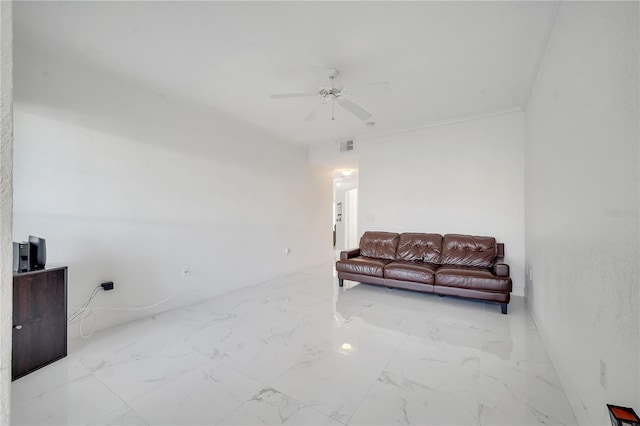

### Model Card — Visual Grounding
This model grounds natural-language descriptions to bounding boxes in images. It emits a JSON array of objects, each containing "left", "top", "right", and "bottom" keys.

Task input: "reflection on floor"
[{"left": 11, "top": 263, "right": 577, "bottom": 425}]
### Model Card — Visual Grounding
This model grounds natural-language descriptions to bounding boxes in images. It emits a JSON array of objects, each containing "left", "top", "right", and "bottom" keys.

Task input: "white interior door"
[{"left": 345, "top": 188, "right": 358, "bottom": 249}]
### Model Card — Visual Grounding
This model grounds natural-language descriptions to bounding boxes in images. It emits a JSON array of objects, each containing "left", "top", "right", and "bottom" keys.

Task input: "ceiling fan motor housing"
[{"left": 319, "top": 88, "right": 342, "bottom": 98}]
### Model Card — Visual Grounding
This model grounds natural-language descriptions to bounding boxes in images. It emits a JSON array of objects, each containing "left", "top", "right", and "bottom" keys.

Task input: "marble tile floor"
[{"left": 11, "top": 263, "right": 578, "bottom": 426}]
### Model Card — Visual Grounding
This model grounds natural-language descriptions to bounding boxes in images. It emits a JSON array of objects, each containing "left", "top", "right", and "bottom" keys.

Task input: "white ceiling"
[{"left": 14, "top": 1, "right": 556, "bottom": 144}]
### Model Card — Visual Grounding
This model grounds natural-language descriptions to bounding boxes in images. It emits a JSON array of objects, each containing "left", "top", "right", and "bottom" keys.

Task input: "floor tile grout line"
[
  {"left": 81, "top": 341, "right": 219, "bottom": 404},
  {"left": 342, "top": 332, "right": 411, "bottom": 426},
  {"left": 80, "top": 369, "right": 142, "bottom": 426},
  {"left": 10, "top": 370, "right": 93, "bottom": 412}
]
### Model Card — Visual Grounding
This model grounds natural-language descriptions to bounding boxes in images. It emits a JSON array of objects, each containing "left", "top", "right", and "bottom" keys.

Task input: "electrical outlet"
[
  {"left": 528, "top": 267, "right": 533, "bottom": 281},
  {"left": 181, "top": 267, "right": 191, "bottom": 277},
  {"left": 600, "top": 359, "right": 607, "bottom": 388}
]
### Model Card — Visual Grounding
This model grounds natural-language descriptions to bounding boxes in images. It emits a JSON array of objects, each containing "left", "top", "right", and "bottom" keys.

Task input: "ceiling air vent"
[{"left": 339, "top": 139, "right": 354, "bottom": 152}]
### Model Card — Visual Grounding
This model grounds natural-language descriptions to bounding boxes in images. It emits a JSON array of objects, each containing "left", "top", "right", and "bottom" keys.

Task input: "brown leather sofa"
[{"left": 336, "top": 231, "right": 512, "bottom": 314}]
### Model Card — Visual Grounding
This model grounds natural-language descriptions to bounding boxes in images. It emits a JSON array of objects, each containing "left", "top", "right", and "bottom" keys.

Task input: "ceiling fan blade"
[
  {"left": 304, "top": 100, "right": 325, "bottom": 122},
  {"left": 338, "top": 98, "right": 372, "bottom": 121},
  {"left": 270, "top": 93, "right": 316, "bottom": 99},
  {"left": 343, "top": 81, "right": 390, "bottom": 96}
]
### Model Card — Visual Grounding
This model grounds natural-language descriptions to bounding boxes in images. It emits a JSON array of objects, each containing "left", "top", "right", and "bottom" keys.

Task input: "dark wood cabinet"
[{"left": 12, "top": 266, "right": 67, "bottom": 380}]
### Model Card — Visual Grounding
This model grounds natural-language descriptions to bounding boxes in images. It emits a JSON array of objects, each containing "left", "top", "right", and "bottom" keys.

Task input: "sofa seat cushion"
[
  {"left": 384, "top": 261, "right": 438, "bottom": 284},
  {"left": 435, "top": 265, "right": 512, "bottom": 292},
  {"left": 336, "top": 257, "right": 392, "bottom": 277}
]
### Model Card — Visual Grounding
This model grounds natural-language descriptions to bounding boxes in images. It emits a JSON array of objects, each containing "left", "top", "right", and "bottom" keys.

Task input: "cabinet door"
[{"left": 12, "top": 269, "right": 67, "bottom": 380}]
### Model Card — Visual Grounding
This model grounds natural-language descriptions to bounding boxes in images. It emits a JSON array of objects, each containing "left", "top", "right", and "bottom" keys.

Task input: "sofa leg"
[
  {"left": 339, "top": 279, "right": 344, "bottom": 287},
  {"left": 501, "top": 303, "right": 508, "bottom": 315}
]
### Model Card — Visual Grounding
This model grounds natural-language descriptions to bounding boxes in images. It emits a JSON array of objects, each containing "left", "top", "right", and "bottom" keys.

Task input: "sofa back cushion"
[
  {"left": 360, "top": 231, "right": 399, "bottom": 260},
  {"left": 442, "top": 234, "right": 496, "bottom": 267},
  {"left": 396, "top": 233, "right": 443, "bottom": 263}
]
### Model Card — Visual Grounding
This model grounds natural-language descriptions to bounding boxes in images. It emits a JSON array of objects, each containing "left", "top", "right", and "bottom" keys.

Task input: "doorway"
[
  {"left": 344, "top": 188, "right": 358, "bottom": 249},
  {"left": 333, "top": 169, "right": 358, "bottom": 251}
]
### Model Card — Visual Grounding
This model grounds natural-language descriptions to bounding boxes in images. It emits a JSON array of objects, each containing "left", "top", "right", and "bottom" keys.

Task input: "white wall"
[
  {"left": 13, "top": 44, "right": 333, "bottom": 338},
  {"left": 357, "top": 111, "right": 525, "bottom": 295},
  {"left": 524, "top": 2, "right": 639, "bottom": 424}
]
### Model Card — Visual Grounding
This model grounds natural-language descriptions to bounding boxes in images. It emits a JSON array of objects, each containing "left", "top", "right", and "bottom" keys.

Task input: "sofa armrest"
[
  {"left": 340, "top": 248, "right": 361, "bottom": 260},
  {"left": 494, "top": 263, "right": 510, "bottom": 277}
]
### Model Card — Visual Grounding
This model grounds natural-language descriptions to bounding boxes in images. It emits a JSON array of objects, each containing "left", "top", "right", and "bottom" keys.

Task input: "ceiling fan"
[{"left": 270, "top": 66, "right": 390, "bottom": 122}]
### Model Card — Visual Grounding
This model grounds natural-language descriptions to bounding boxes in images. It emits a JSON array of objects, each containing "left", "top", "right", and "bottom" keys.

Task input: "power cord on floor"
[
  {"left": 68, "top": 285, "right": 185, "bottom": 339},
  {"left": 67, "top": 284, "right": 102, "bottom": 338}
]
